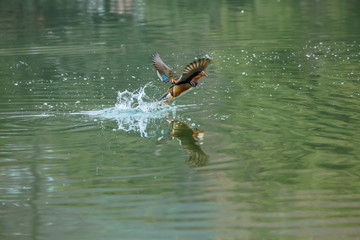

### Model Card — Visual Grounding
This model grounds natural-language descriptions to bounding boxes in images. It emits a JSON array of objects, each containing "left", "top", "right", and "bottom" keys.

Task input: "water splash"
[
  {"left": 114, "top": 84, "right": 159, "bottom": 112},
  {"left": 84, "top": 84, "right": 176, "bottom": 137}
]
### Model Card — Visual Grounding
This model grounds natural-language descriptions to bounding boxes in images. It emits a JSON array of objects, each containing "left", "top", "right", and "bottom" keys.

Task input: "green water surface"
[{"left": 1, "top": 0, "right": 360, "bottom": 239}]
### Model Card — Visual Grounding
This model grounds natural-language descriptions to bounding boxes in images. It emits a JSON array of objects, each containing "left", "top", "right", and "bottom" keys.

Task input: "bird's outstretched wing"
[
  {"left": 176, "top": 58, "right": 211, "bottom": 85},
  {"left": 152, "top": 53, "right": 180, "bottom": 83}
]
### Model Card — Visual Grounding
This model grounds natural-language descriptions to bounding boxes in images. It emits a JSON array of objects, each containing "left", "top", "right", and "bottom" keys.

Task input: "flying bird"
[{"left": 152, "top": 53, "right": 211, "bottom": 103}]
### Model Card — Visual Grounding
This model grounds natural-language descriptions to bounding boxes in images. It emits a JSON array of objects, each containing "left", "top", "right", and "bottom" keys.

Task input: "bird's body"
[
  {"left": 159, "top": 80, "right": 195, "bottom": 101},
  {"left": 152, "top": 53, "right": 211, "bottom": 103}
]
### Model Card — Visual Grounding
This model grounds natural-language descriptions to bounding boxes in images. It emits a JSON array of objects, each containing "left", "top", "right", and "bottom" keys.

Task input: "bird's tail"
[{"left": 158, "top": 92, "right": 171, "bottom": 101}]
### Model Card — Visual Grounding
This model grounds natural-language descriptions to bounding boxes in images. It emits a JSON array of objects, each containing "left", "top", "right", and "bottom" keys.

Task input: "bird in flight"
[{"left": 152, "top": 53, "right": 211, "bottom": 103}]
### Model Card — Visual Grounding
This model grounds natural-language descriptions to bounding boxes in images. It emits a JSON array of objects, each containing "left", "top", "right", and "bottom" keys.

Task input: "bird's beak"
[{"left": 202, "top": 72, "right": 208, "bottom": 77}]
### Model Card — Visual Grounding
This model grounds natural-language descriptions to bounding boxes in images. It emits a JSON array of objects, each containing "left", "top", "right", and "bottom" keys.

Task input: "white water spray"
[{"left": 84, "top": 85, "right": 176, "bottom": 137}]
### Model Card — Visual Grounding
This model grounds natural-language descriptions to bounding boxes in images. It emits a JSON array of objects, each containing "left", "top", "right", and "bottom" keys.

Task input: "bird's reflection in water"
[{"left": 158, "top": 119, "right": 209, "bottom": 167}]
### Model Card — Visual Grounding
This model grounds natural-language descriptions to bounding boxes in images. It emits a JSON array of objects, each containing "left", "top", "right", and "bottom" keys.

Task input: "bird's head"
[
  {"left": 200, "top": 71, "right": 208, "bottom": 77},
  {"left": 193, "top": 71, "right": 209, "bottom": 82}
]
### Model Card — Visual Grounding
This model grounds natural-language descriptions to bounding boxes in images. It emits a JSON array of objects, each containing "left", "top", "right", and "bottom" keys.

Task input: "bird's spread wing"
[
  {"left": 152, "top": 53, "right": 179, "bottom": 83},
  {"left": 176, "top": 58, "right": 211, "bottom": 84}
]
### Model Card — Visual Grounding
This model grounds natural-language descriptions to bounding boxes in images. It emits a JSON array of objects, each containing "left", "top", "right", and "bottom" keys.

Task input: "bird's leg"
[{"left": 165, "top": 96, "right": 173, "bottom": 103}]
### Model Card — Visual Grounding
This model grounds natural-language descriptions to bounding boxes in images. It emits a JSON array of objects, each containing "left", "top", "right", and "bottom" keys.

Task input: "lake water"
[{"left": 1, "top": 0, "right": 360, "bottom": 239}]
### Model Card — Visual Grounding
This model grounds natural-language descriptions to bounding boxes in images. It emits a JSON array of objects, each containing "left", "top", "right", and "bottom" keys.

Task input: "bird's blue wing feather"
[
  {"left": 162, "top": 75, "right": 170, "bottom": 83},
  {"left": 157, "top": 70, "right": 171, "bottom": 83}
]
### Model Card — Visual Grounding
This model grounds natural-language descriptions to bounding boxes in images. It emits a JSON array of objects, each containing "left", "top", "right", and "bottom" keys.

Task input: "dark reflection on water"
[
  {"left": 1, "top": 0, "right": 360, "bottom": 239},
  {"left": 158, "top": 119, "right": 209, "bottom": 167}
]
